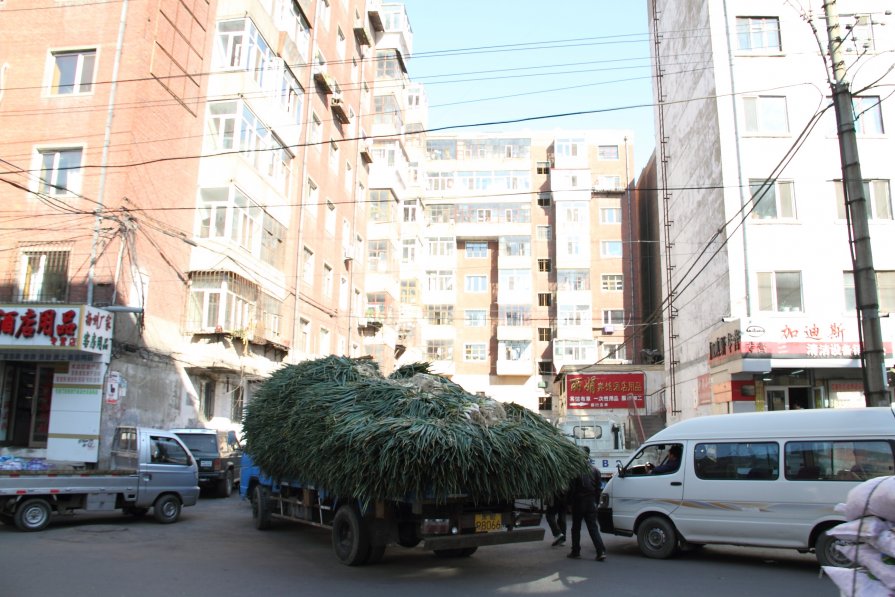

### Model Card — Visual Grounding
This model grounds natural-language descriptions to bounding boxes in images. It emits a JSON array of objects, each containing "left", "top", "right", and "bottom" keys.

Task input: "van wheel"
[
  {"left": 14, "top": 499, "right": 52, "bottom": 532},
  {"left": 637, "top": 516, "right": 679, "bottom": 559},
  {"left": 153, "top": 494, "right": 182, "bottom": 524},
  {"left": 815, "top": 529, "right": 853, "bottom": 567}
]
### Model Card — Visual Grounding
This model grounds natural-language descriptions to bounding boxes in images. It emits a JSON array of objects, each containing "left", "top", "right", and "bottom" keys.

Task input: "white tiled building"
[{"left": 647, "top": 0, "right": 895, "bottom": 421}]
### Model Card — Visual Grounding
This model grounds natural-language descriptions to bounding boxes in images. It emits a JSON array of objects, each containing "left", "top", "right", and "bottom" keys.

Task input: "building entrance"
[{"left": 0, "top": 363, "right": 55, "bottom": 447}]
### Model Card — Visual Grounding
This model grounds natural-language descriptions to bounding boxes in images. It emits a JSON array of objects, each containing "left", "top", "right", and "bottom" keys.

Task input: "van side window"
[
  {"left": 150, "top": 436, "right": 190, "bottom": 466},
  {"left": 694, "top": 442, "right": 779, "bottom": 480},
  {"left": 784, "top": 440, "right": 895, "bottom": 482}
]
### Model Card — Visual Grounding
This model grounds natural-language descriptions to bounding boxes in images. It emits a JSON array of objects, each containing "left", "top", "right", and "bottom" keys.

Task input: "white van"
[{"left": 596, "top": 407, "right": 895, "bottom": 566}]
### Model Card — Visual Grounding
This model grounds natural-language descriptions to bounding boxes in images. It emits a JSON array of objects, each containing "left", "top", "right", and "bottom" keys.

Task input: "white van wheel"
[
  {"left": 815, "top": 530, "right": 853, "bottom": 567},
  {"left": 637, "top": 516, "right": 679, "bottom": 559}
]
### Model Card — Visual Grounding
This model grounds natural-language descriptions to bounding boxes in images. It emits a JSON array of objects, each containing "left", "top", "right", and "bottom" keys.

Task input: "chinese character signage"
[
  {"left": 567, "top": 373, "right": 645, "bottom": 409},
  {"left": 709, "top": 316, "right": 893, "bottom": 363},
  {"left": 0, "top": 305, "right": 113, "bottom": 362}
]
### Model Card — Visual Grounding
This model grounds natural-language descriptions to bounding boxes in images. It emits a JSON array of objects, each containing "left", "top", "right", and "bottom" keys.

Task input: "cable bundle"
[{"left": 242, "top": 356, "right": 589, "bottom": 503}]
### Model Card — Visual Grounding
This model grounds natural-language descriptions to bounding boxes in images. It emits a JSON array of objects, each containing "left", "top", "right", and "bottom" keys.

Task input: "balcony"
[
  {"left": 313, "top": 67, "right": 336, "bottom": 94},
  {"left": 496, "top": 358, "right": 533, "bottom": 376},
  {"left": 331, "top": 94, "right": 350, "bottom": 124},
  {"left": 354, "top": 23, "right": 372, "bottom": 45},
  {"left": 360, "top": 140, "right": 373, "bottom": 164}
]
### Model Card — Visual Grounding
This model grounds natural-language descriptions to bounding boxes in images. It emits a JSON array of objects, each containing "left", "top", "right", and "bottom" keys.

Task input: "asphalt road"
[{"left": 0, "top": 493, "right": 840, "bottom": 597}]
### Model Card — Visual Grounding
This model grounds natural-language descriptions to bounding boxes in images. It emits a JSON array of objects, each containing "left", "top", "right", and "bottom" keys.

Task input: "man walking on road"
[{"left": 567, "top": 447, "right": 607, "bottom": 561}]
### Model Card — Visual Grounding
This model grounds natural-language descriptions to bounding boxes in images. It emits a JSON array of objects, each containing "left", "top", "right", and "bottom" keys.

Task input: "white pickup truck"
[{"left": 0, "top": 426, "right": 200, "bottom": 531}]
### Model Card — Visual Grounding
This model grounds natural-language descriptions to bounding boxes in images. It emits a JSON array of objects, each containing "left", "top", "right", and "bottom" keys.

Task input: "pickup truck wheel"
[
  {"left": 637, "top": 516, "right": 679, "bottom": 559},
  {"left": 217, "top": 470, "right": 234, "bottom": 498},
  {"left": 14, "top": 498, "right": 52, "bottom": 532},
  {"left": 153, "top": 495, "right": 182, "bottom": 524},
  {"left": 332, "top": 505, "right": 371, "bottom": 566},
  {"left": 252, "top": 485, "right": 271, "bottom": 530}
]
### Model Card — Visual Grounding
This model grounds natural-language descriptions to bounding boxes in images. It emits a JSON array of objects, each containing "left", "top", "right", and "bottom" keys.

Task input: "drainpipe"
[{"left": 87, "top": 0, "right": 128, "bottom": 305}]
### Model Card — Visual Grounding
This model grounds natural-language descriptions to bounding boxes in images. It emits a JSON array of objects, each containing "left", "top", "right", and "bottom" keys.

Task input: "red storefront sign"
[{"left": 567, "top": 373, "right": 645, "bottom": 409}]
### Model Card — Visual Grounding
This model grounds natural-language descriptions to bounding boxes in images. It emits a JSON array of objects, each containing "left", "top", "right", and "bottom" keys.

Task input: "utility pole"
[{"left": 824, "top": 0, "right": 890, "bottom": 406}]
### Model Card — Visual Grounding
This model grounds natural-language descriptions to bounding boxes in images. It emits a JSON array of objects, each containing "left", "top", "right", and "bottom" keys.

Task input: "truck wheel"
[
  {"left": 366, "top": 544, "right": 386, "bottom": 564},
  {"left": 217, "top": 470, "right": 234, "bottom": 498},
  {"left": 14, "top": 499, "right": 52, "bottom": 532},
  {"left": 815, "top": 529, "right": 853, "bottom": 567},
  {"left": 332, "top": 505, "right": 371, "bottom": 566},
  {"left": 153, "top": 494, "right": 182, "bottom": 524},
  {"left": 252, "top": 485, "right": 271, "bottom": 530},
  {"left": 637, "top": 516, "right": 679, "bottom": 559}
]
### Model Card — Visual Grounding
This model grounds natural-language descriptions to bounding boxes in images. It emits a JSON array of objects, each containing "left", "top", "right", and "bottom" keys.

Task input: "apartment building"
[
  {"left": 646, "top": 0, "right": 895, "bottom": 421},
  {"left": 417, "top": 131, "right": 634, "bottom": 412},
  {"left": 0, "top": 0, "right": 383, "bottom": 464}
]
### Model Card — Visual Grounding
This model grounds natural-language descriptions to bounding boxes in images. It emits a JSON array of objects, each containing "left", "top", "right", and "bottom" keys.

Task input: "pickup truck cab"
[{"left": 0, "top": 426, "right": 200, "bottom": 531}]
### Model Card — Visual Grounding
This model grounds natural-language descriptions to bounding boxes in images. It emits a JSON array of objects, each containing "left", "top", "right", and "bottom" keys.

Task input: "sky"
[{"left": 398, "top": 0, "right": 656, "bottom": 174}]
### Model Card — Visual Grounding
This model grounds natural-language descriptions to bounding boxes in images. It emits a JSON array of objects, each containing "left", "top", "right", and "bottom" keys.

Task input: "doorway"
[
  {"left": 2, "top": 363, "right": 55, "bottom": 447},
  {"left": 766, "top": 386, "right": 813, "bottom": 411}
]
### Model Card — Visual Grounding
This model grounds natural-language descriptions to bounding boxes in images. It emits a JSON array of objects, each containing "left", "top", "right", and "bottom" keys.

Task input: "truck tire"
[
  {"left": 14, "top": 498, "right": 52, "bottom": 532},
  {"left": 153, "top": 494, "right": 182, "bottom": 524},
  {"left": 217, "top": 470, "right": 234, "bottom": 498},
  {"left": 332, "top": 505, "right": 371, "bottom": 566},
  {"left": 637, "top": 516, "right": 679, "bottom": 559},
  {"left": 252, "top": 485, "right": 271, "bottom": 530},
  {"left": 366, "top": 544, "right": 386, "bottom": 564}
]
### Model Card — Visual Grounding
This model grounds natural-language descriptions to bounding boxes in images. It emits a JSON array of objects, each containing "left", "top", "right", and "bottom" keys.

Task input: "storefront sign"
[
  {"left": 567, "top": 372, "right": 645, "bottom": 409},
  {"left": 0, "top": 305, "right": 113, "bottom": 362},
  {"left": 709, "top": 316, "right": 893, "bottom": 362}
]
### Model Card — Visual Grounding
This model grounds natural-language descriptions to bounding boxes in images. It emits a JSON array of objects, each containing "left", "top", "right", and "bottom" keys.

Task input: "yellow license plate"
[{"left": 474, "top": 513, "right": 503, "bottom": 533}]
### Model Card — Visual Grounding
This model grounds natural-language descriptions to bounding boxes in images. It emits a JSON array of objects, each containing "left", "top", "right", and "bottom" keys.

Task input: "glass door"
[{"left": 766, "top": 387, "right": 787, "bottom": 411}]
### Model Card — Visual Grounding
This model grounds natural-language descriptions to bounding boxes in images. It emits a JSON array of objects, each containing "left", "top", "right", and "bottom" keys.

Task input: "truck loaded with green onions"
[{"left": 241, "top": 356, "right": 588, "bottom": 565}]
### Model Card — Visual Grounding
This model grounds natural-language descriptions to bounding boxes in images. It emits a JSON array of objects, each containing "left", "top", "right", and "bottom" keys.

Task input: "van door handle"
[{"left": 670, "top": 481, "right": 682, "bottom": 486}]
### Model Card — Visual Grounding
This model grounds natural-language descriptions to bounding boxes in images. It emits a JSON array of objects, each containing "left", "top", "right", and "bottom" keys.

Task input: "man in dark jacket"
[{"left": 567, "top": 447, "right": 607, "bottom": 561}]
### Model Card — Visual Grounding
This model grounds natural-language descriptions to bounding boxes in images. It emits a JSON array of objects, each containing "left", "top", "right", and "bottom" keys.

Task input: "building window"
[
  {"left": 426, "top": 304, "right": 454, "bottom": 325},
  {"left": 464, "top": 343, "right": 487, "bottom": 362},
  {"left": 600, "top": 343, "right": 626, "bottom": 361},
  {"left": 402, "top": 239, "right": 416, "bottom": 263},
  {"left": 37, "top": 148, "right": 83, "bottom": 196},
  {"left": 466, "top": 242, "right": 488, "bottom": 258},
  {"left": 426, "top": 339, "right": 453, "bottom": 361},
  {"left": 744, "top": 96, "right": 789, "bottom": 134},
  {"left": 559, "top": 270, "right": 590, "bottom": 291},
  {"left": 302, "top": 247, "right": 314, "bottom": 285},
  {"left": 601, "top": 274, "right": 623, "bottom": 292},
  {"left": 538, "top": 192, "right": 552, "bottom": 207},
  {"left": 465, "top": 309, "right": 486, "bottom": 327},
  {"left": 428, "top": 237, "right": 455, "bottom": 257},
  {"left": 601, "top": 207, "right": 622, "bottom": 224},
  {"left": 559, "top": 304, "right": 590, "bottom": 327},
  {"left": 369, "top": 188, "right": 395, "bottom": 223},
  {"left": 835, "top": 180, "right": 892, "bottom": 220},
  {"left": 603, "top": 309, "right": 625, "bottom": 325},
  {"left": 538, "top": 293, "right": 552, "bottom": 307},
  {"left": 323, "top": 264, "right": 333, "bottom": 298},
  {"left": 536, "top": 161, "right": 550, "bottom": 174},
  {"left": 844, "top": 271, "right": 895, "bottom": 313},
  {"left": 500, "top": 305, "right": 530, "bottom": 326},
  {"left": 19, "top": 250, "right": 70, "bottom": 302},
  {"left": 310, "top": 113, "right": 322, "bottom": 145},
  {"left": 750, "top": 180, "right": 796, "bottom": 219},
  {"left": 319, "top": 327, "right": 331, "bottom": 355},
  {"left": 501, "top": 236, "right": 530, "bottom": 257},
  {"left": 598, "top": 145, "right": 619, "bottom": 160},
  {"left": 601, "top": 240, "right": 623, "bottom": 258},
  {"left": 499, "top": 269, "right": 531, "bottom": 292},
  {"left": 736, "top": 17, "right": 781, "bottom": 51},
  {"left": 400, "top": 279, "right": 417, "bottom": 304},
  {"left": 536, "top": 225, "right": 552, "bottom": 241},
  {"left": 403, "top": 199, "right": 418, "bottom": 222},
  {"left": 757, "top": 271, "right": 803, "bottom": 312},
  {"left": 187, "top": 271, "right": 260, "bottom": 333},
  {"left": 427, "top": 270, "right": 454, "bottom": 292},
  {"left": 465, "top": 275, "right": 488, "bottom": 293},
  {"left": 853, "top": 96, "right": 884, "bottom": 135},
  {"left": 50, "top": 49, "right": 96, "bottom": 94},
  {"left": 538, "top": 361, "right": 553, "bottom": 375},
  {"left": 538, "top": 259, "right": 551, "bottom": 273},
  {"left": 538, "top": 327, "right": 552, "bottom": 341}
]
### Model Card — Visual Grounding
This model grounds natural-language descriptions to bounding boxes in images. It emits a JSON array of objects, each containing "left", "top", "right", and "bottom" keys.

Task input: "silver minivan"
[{"left": 597, "top": 407, "right": 895, "bottom": 566}]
